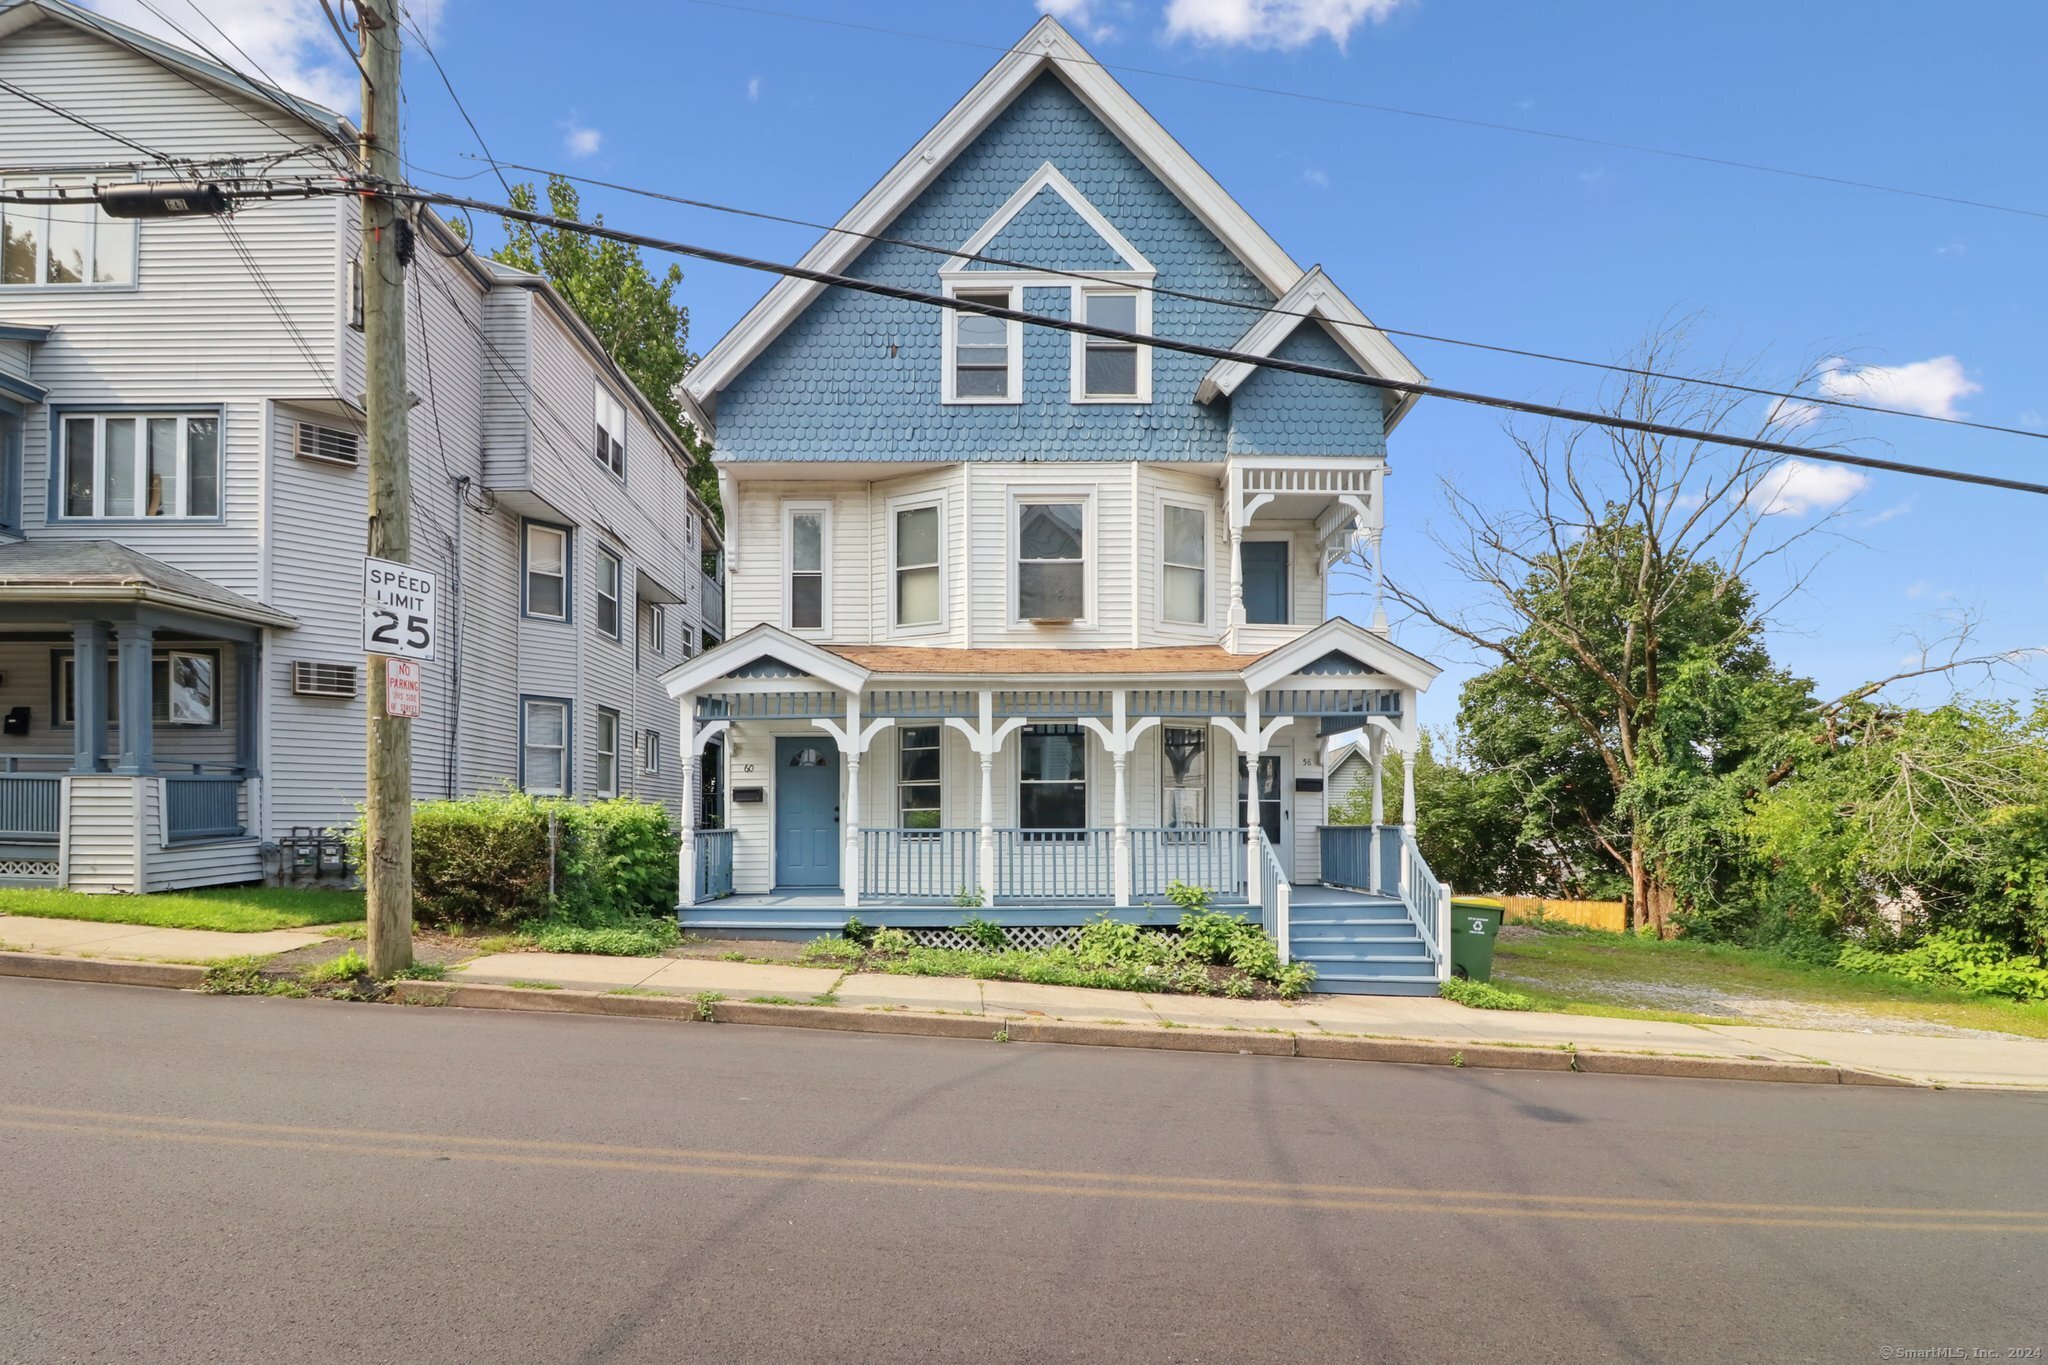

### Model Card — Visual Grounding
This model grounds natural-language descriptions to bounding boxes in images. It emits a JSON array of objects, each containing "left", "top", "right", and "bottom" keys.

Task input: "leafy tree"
[
  {"left": 491, "top": 176, "right": 719, "bottom": 520},
  {"left": 1331, "top": 730, "right": 1562, "bottom": 896}
]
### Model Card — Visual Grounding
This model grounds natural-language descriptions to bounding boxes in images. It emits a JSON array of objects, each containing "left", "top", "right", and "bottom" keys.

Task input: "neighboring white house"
[
  {"left": 660, "top": 17, "right": 1448, "bottom": 992},
  {"left": 0, "top": 0, "right": 721, "bottom": 892}
]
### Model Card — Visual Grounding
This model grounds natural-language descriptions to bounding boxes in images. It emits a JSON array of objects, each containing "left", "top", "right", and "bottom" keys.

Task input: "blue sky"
[{"left": 99, "top": 0, "right": 2047, "bottom": 728}]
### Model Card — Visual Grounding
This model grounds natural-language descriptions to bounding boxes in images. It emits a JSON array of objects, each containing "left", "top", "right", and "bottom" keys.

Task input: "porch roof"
[
  {"left": 825, "top": 643, "right": 1250, "bottom": 679},
  {"left": 0, "top": 541, "right": 297, "bottom": 629}
]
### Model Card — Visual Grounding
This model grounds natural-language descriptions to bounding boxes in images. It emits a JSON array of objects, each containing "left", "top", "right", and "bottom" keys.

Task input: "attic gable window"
[
  {"left": 1074, "top": 288, "right": 1149, "bottom": 402},
  {"left": 944, "top": 287, "right": 1019, "bottom": 404}
]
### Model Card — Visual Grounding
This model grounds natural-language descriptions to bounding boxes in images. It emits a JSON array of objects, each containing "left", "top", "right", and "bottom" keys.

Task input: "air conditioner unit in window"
[
  {"left": 291, "top": 661, "right": 359, "bottom": 698},
  {"left": 1027, "top": 614, "right": 1076, "bottom": 625},
  {"left": 293, "top": 421, "right": 361, "bottom": 468}
]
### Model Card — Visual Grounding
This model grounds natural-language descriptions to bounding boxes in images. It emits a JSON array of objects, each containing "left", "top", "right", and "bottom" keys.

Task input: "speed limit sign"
[{"left": 363, "top": 557, "right": 438, "bottom": 662}]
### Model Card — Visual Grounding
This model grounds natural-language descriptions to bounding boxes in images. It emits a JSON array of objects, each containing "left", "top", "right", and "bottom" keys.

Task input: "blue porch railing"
[
  {"left": 164, "top": 774, "right": 244, "bottom": 843},
  {"left": 1130, "top": 827, "right": 1243, "bottom": 899},
  {"left": 994, "top": 828, "right": 1113, "bottom": 901},
  {"left": 1319, "top": 823, "right": 1374, "bottom": 892},
  {"left": 861, "top": 827, "right": 977, "bottom": 901},
  {"left": 0, "top": 773, "right": 61, "bottom": 843},
  {"left": 695, "top": 828, "right": 735, "bottom": 900}
]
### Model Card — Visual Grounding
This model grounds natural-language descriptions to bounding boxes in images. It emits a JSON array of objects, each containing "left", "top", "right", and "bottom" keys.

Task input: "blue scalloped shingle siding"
[
  {"left": 962, "top": 185, "right": 1138, "bottom": 272},
  {"left": 1224, "top": 321, "right": 1386, "bottom": 457},
  {"left": 714, "top": 73, "right": 1341, "bottom": 463}
]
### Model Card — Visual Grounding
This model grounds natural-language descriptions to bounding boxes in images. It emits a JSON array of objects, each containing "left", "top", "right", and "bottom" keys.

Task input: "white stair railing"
[
  {"left": 1252, "top": 828, "right": 1293, "bottom": 965},
  {"left": 1393, "top": 826, "right": 1450, "bottom": 981}
]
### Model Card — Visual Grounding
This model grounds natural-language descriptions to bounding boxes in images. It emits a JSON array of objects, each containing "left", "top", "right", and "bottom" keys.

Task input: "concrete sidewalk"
[
  {"left": 0, "top": 914, "right": 334, "bottom": 963},
  {"left": 449, "top": 950, "right": 2048, "bottom": 1090}
]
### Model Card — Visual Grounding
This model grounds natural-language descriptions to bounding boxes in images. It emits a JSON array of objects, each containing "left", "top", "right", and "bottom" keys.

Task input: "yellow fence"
[{"left": 1497, "top": 896, "right": 1628, "bottom": 933}]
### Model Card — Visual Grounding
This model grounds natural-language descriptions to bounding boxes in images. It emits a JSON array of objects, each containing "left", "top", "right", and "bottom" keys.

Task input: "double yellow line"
[{"left": 4, "top": 1103, "right": 2042, "bottom": 1234}]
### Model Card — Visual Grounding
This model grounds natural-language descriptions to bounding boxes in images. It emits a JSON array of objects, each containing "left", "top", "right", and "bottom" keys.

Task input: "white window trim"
[
  {"left": 56, "top": 411, "right": 220, "bottom": 521},
  {"left": 595, "top": 544, "right": 624, "bottom": 641},
  {"left": 1007, "top": 487, "right": 1095, "bottom": 629},
  {"left": 896, "top": 723, "right": 944, "bottom": 830},
  {"left": 886, "top": 492, "right": 947, "bottom": 636},
  {"left": 523, "top": 523, "right": 570, "bottom": 622},
  {"left": 593, "top": 380, "right": 627, "bottom": 479},
  {"left": 646, "top": 603, "right": 666, "bottom": 657},
  {"left": 1159, "top": 723, "right": 1212, "bottom": 829},
  {"left": 641, "top": 728, "right": 662, "bottom": 775},
  {"left": 595, "top": 707, "right": 620, "bottom": 799},
  {"left": 1156, "top": 491, "right": 1213, "bottom": 634},
  {"left": 783, "top": 500, "right": 832, "bottom": 634},
  {"left": 521, "top": 698, "right": 570, "bottom": 797},
  {"left": 940, "top": 283, "right": 1022, "bottom": 406},
  {"left": 1069, "top": 285, "right": 1153, "bottom": 404}
]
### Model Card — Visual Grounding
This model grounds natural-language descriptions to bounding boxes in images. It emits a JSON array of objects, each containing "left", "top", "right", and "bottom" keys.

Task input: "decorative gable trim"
[
  {"left": 940, "top": 161, "right": 1154, "bottom": 278},
  {"left": 679, "top": 15, "right": 1422, "bottom": 433},
  {"left": 1194, "top": 266, "right": 1424, "bottom": 426},
  {"left": 660, "top": 622, "right": 872, "bottom": 700},
  {"left": 1241, "top": 616, "right": 1439, "bottom": 694}
]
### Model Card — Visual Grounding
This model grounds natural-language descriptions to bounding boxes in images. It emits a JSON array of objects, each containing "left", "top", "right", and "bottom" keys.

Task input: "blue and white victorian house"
[{"left": 664, "top": 17, "right": 1449, "bottom": 992}]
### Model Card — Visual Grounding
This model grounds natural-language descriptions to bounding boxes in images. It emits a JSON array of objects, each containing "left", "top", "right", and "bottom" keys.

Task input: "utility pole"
[{"left": 358, "top": 0, "right": 414, "bottom": 975}]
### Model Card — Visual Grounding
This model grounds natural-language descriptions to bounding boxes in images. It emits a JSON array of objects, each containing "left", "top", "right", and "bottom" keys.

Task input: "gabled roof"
[
  {"left": 0, "top": 0, "right": 349, "bottom": 140},
  {"left": 661, "top": 623, "right": 872, "bottom": 700},
  {"left": 680, "top": 15, "right": 1422, "bottom": 433},
  {"left": 1194, "top": 266, "right": 1424, "bottom": 426},
  {"left": 1240, "top": 617, "right": 1439, "bottom": 694}
]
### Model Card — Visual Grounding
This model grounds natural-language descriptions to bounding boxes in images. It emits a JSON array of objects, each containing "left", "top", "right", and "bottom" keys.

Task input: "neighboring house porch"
[
  {"left": 662, "top": 621, "right": 1450, "bottom": 993},
  {"left": 0, "top": 541, "right": 286, "bottom": 891}
]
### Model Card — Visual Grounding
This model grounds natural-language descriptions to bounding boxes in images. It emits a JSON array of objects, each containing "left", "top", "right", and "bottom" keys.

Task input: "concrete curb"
[
  {"left": 383, "top": 978, "right": 1918, "bottom": 1086},
  {"left": 0, "top": 950, "right": 206, "bottom": 990}
]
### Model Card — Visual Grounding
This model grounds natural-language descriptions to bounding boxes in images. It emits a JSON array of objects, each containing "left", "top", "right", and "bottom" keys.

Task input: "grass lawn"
[
  {"left": 1493, "top": 926, "right": 2048, "bottom": 1039},
  {"left": 0, "top": 886, "right": 365, "bottom": 934}
]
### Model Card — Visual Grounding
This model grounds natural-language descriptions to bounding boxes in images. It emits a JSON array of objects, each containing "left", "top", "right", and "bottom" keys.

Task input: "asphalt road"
[{"left": 2, "top": 979, "right": 2044, "bottom": 1365}]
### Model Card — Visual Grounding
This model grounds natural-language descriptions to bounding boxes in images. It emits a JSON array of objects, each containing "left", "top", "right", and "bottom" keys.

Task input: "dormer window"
[
  {"left": 1074, "top": 288, "right": 1149, "bottom": 402},
  {"left": 944, "top": 287, "right": 1019, "bottom": 403}
]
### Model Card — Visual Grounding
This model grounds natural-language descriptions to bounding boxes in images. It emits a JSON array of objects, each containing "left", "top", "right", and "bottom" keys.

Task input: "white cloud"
[
  {"left": 1301, "top": 166, "right": 1331, "bottom": 189},
  {"left": 1750, "top": 459, "right": 1869, "bottom": 517},
  {"left": 2019, "top": 410, "right": 2043, "bottom": 429},
  {"left": 746, "top": 76, "right": 762, "bottom": 102},
  {"left": 1934, "top": 240, "right": 1968, "bottom": 257},
  {"left": 1037, "top": 0, "right": 1119, "bottom": 41},
  {"left": 83, "top": 0, "right": 445, "bottom": 116},
  {"left": 1860, "top": 499, "right": 1913, "bottom": 528},
  {"left": 1816, "top": 355, "right": 1981, "bottom": 420},
  {"left": 1163, "top": 0, "right": 1405, "bottom": 50},
  {"left": 561, "top": 117, "right": 601, "bottom": 159}
]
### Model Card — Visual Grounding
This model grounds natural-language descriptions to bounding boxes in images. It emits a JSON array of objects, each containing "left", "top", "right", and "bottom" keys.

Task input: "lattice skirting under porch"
[
  {"left": 0, "top": 858, "right": 60, "bottom": 880},
  {"left": 911, "top": 924, "right": 1083, "bottom": 953}
]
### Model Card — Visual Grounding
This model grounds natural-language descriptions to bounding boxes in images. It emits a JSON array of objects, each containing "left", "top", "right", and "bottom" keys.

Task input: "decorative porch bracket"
[
  {"left": 675, "top": 693, "right": 729, "bottom": 909},
  {"left": 1210, "top": 698, "right": 1293, "bottom": 909},
  {"left": 813, "top": 696, "right": 895, "bottom": 909},
  {"left": 944, "top": 690, "right": 1028, "bottom": 905},
  {"left": 1076, "top": 691, "right": 1160, "bottom": 907}
]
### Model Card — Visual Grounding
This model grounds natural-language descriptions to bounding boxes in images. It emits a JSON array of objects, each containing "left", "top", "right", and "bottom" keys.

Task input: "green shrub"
[
  {"left": 1177, "top": 908, "right": 1252, "bottom": 964},
  {"left": 1440, "top": 977, "right": 1535, "bottom": 1010},
  {"left": 526, "top": 918, "right": 679, "bottom": 957},
  {"left": 1836, "top": 929, "right": 2048, "bottom": 1002},
  {"left": 867, "top": 927, "right": 914, "bottom": 957},
  {"left": 340, "top": 790, "right": 678, "bottom": 931},
  {"left": 960, "top": 914, "right": 1007, "bottom": 951},
  {"left": 1164, "top": 880, "right": 1213, "bottom": 913}
]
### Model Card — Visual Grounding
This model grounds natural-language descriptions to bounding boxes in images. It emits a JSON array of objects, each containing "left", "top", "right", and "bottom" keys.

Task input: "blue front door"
[
  {"left": 775, "top": 737, "right": 840, "bottom": 887},
  {"left": 1241, "top": 540, "right": 1289, "bottom": 625}
]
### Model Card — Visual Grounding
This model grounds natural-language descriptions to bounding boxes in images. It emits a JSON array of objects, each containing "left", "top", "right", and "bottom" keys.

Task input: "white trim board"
[
  {"left": 941, "top": 162, "right": 1154, "bottom": 276},
  {"left": 1194, "top": 267, "right": 1424, "bottom": 427},
  {"left": 680, "top": 15, "right": 1423, "bottom": 433}
]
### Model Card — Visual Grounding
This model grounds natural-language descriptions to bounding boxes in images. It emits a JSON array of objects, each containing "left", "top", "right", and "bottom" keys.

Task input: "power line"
[
  {"left": 0, "top": 76, "right": 177, "bottom": 162},
  {"left": 370, "top": 182, "right": 2048, "bottom": 500},
  {"left": 467, "top": 156, "right": 2048, "bottom": 447},
  {"left": 671, "top": 0, "right": 2048, "bottom": 223},
  {"left": 397, "top": 9, "right": 514, "bottom": 200}
]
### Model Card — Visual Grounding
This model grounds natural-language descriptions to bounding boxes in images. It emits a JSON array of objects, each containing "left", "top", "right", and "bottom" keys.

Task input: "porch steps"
[{"left": 1288, "top": 890, "right": 1440, "bottom": 996}]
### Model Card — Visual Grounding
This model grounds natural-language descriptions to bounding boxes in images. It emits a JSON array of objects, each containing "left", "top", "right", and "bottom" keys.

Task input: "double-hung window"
[
  {"left": 893, "top": 501, "right": 942, "bottom": 630},
  {"left": 1019, "top": 724, "right": 1087, "bottom": 834},
  {"left": 1075, "top": 289, "right": 1147, "bottom": 401},
  {"left": 594, "top": 382, "right": 626, "bottom": 477},
  {"left": 2, "top": 178, "right": 135, "bottom": 286},
  {"left": 898, "top": 725, "right": 941, "bottom": 831},
  {"left": 59, "top": 412, "right": 219, "bottom": 519},
  {"left": 786, "top": 505, "right": 828, "bottom": 631},
  {"left": 1161, "top": 502, "right": 1208, "bottom": 627},
  {"left": 946, "top": 287, "right": 1017, "bottom": 402},
  {"left": 524, "top": 523, "right": 569, "bottom": 620},
  {"left": 595, "top": 707, "right": 620, "bottom": 798},
  {"left": 595, "top": 545, "right": 623, "bottom": 640},
  {"left": 1160, "top": 726, "right": 1208, "bottom": 830},
  {"left": 522, "top": 698, "right": 569, "bottom": 796},
  {"left": 1016, "top": 499, "right": 1085, "bottom": 622},
  {"left": 641, "top": 728, "right": 662, "bottom": 775}
]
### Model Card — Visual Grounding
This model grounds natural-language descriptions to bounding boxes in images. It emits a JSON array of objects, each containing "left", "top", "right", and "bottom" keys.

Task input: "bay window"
[
  {"left": 1016, "top": 498, "right": 1085, "bottom": 622},
  {"left": 59, "top": 412, "right": 219, "bottom": 520},
  {"left": 1161, "top": 502, "right": 1207, "bottom": 626},
  {"left": 893, "top": 501, "right": 942, "bottom": 630}
]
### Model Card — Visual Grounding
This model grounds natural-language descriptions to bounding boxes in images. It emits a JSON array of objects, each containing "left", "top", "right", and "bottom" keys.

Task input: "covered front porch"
[{"left": 0, "top": 541, "right": 292, "bottom": 891}]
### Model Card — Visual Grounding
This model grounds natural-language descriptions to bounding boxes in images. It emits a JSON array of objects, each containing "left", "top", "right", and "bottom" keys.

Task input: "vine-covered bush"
[
  {"left": 340, "top": 790, "right": 679, "bottom": 932},
  {"left": 1836, "top": 929, "right": 2048, "bottom": 1002}
]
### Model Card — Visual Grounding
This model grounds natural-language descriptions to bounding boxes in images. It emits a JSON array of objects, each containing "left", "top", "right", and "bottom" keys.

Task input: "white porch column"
[
  {"left": 1401, "top": 710, "right": 1417, "bottom": 832},
  {"left": 1080, "top": 691, "right": 1158, "bottom": 908},
  {"left": 1210, "top": 692, "right": 1289, "bottom": 909},
  {"left": 1366, "top": 526, "right": 1389, "bottom": 635},
  {"left": 813, "top": 693, "right": 891, "bottom": 910},
  {"left": 1367, "top": 726, "right": 1386, "bottom": 894},
  {"left": 945, "top": 690, "right": 1026, "bottom": 905},
  {"left": 677, "top": 692, "right": 698, "bottom": 909},
  {"left": 1226, "top": 463, "right": 1246, "bottom": 631}
]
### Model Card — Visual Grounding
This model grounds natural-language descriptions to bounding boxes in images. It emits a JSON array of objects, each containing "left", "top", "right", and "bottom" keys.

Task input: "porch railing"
[
  {"left": 994, "top": 828, "right": 1113, "bottom": 901},
  {"left": 861, "top": 827, "right": 977, "bottom": 901},
  {"left": 164, "top": 774, "right": 245, "bottom": 843},
  {"left": 1129, "top": 826, "right": 1244, "bottom": 899},
  {"left": 1318, "top": 823, "right": 1373, "bottom": 892},
  {"left": 1251, "top": 827, "right": 1292, "bottom": 961},
  {"left": 0, "top": 773, "right": 61, "bottom": 843},
  {"left": 1391, "top": 825, "right": 1449, "bottom": 979},
  {"left": 694, "top": 828, "right": 736, "bottom": 901}
]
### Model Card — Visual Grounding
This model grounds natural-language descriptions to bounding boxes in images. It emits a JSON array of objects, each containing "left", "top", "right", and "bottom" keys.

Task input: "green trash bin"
[{"left": 1448, "top": 898, "right": 1505, "bottom": 981}]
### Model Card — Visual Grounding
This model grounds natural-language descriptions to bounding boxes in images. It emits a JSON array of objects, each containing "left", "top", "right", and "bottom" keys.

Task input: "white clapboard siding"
[{"left": 61, "top": 775, "right": 142, "bottom": 893}]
